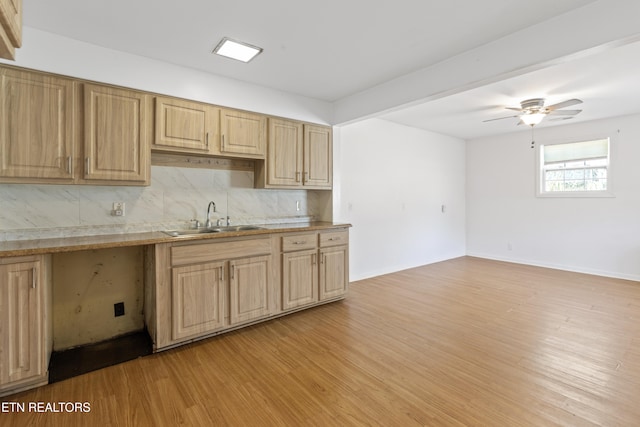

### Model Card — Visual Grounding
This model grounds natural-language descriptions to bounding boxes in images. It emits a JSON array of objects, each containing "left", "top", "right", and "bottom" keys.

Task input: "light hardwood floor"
[{"left": 2, "top": 256, "right": 640, "bottom": 426}]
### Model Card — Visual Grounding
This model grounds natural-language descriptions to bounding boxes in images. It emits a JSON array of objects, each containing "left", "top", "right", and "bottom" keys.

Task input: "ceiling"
[{"left": 22, "top": 0, "right": 640, "bottom": 140}]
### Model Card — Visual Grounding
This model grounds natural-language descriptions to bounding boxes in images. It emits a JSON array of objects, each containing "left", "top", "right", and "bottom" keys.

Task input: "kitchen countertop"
[{"left": 0, "top": 222, "right": 352, "bottom": 257}]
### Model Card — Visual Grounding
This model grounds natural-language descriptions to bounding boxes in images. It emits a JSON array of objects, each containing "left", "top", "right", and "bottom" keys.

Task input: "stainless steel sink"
[
  {"left": 162, "top": 225, "right": 264, "bottom": 237},
  {"left": 162, "top": 228, "right": 222, "bottom": 237},
  {"left": 211, "top": 225, "right": 264, "bottom": 232}
]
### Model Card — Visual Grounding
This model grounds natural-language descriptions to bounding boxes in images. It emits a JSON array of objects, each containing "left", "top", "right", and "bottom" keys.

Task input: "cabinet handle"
[
  {"left": 222, "top": 134, "right": 225, "bottom": 150},
  {"left": 220, "top": 266, "right": 224, "bottom": 281},
  {"left": 303, "top": 171, "right": 309, "bottom": 183},
  {"left": 85, "top": 157, "right": 90, "bottom": 174},
  {"left": 321, "top": 255, "right": 325, "bottom": 264},
  {"left": 67, "top": 156, "right": 73, "bottom": 174},
  {"left": 312, "top": 253, "right": 316, "bottom": 265},
  {"left": 329, "top": 237, "right": 341, "bottom": 241},
  {"left": 32, "top": 268, "right": 37, "bottom": 289},
  {"left": 292, "top": 240, "right": 307, "bottom": 245},
  {"left": 231, "top": 264, "right": 235, "bottom": 279},
  {"left": 295, "top": 171, "right": 301, "bottom": 182},
  {"left": 206, "top": 132, "right": 209, "bottom": 147}
]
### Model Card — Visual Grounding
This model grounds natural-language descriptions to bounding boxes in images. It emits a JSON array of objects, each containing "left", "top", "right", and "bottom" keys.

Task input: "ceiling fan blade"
[
  {"left": 546, "top": 99, "right": 582, "bottom": 110},
  {"left": 505, "top": 107, "right": 523, "bottom": 111},
  {"left": 549, "top": 117, "right": 574, "bottom": 122},
  {"left": 547, "top": 109, "right": 582, "bottom": 116},
  {"left": 483, "top": 115, "right": 520, "bottom": 122}
]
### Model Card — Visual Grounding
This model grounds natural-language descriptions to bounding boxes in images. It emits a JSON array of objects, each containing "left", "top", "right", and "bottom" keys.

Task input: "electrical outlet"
[
  {"left": 114, "top": 302, "right": 125, "bottom": 317},
  {"left": 111, "top": 202, "right": 125, "bottom": 216}
]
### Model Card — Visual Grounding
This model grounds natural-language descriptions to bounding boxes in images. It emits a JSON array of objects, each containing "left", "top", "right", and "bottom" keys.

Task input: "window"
[{"left": 538, "top": 138, "right": 611, "bottom": 196}]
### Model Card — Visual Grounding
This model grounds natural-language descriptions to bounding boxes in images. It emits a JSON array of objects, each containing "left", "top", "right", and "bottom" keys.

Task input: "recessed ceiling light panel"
[{"left": 212, "top": 37, "right": 263, "bottom": 63}]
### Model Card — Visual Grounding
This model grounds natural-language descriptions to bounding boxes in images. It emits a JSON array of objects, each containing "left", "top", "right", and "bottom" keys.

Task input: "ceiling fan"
[{"left": 484, "top": 98, "right": 583, "bottom": 127}]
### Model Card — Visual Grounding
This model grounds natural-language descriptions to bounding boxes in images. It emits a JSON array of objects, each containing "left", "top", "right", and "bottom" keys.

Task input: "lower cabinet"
[
  {"left": 147, "top": 229, "right": 348, "bottom": 352},
  {"left": 281, "top": 228, "right": 349, "bottom": 311},
  {"left": 319, "top": 245, "right": 349, "bottom": 301},
  {"left": 282, "top": 248, "right": 318, "bottom": 310},
  {"left": 171, "top": 261, "right": 225, "bottom": 341},
  {"left": 0, "top": 255, "right": 51, "bottom": 397},
  {"left": 229, "top": 255, "right": 272, "bottom": 325}
]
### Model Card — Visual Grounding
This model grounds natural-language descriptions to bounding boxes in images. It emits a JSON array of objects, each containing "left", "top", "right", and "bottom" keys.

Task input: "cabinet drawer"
[
  {"left": 282, "top": 233, "right": 317, "bottom": 252},
  {"left": 172, "top": 237, "right": 271, "bottom": 266},
  {"left": 319, "top": 229, "right": 348, "bottom": 247}
]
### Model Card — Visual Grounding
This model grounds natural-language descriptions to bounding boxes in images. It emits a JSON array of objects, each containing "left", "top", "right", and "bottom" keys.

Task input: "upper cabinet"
[
  {"left": 0, "top": 0, "right": 21, "bottom": 60},
  {"left": 256, "top": 119, "right": 332, "bottom": 189},
  {"left": 83, "top": 83, "right": 151, "bottom": 184},
  {"left": 219, "top": 109, "right": 267, "bottom": 158},
  {"left": 0, "top": 68, "right": 75, "bottom": 182},
  {"left": 153, "top": 96, "right": 219, "bottom": 155}
]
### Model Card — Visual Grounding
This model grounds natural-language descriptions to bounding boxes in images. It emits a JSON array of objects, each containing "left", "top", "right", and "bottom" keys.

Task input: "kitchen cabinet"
[
  {"left": 83, "top": 83, "right": 151, "bottom": 184},
  {"left": 150, "top": 236, "right": 276, "bottom": 350},
  {"left": 228, "top": 255, "right": 272, "bottom": 325},
  {"left": 256, "top": 120, "right": 332, "bottom": 189},
  {"left": 0, "top": 68, "right": 75, "bottom": 182},
  {"left": 153, "top": 96, "right": 219, "bottom": 155},
  {"left": 282, "top": 229, "right": 349, "bottom": 309},
  {"left": 220, "top": 108, "right": 267, "bottom": 158},
  {"left": 319, "top": 229, "right": 349, "bottom": 300},
  {"left": 0, "top": 0, "right": 21, "bottom": 60},
  {"left": 281, "top": 233, "right": 319, "bottom": 310},
  {"left": 171, "top": 261, "right": 226, "bottom": 341},
  {"left": 0, "top": 255, "right": 50, "bottom": 397}
]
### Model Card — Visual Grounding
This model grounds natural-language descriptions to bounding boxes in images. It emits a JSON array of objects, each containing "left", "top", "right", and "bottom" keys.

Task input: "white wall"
[
  {"left": 334, "top": 119, "right": 466, "bottom": 281},
  {"left": 2, "top": 27, "right": 333, "bottom": 124},
  {"left": 466, "top": 114, "right": 640, "bottom": 281}
]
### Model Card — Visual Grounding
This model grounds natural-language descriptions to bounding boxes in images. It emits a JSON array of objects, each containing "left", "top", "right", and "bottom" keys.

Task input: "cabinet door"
[
  {"left": 154, "top": 96, "right": 218, "bottom": 154},
  {"left": 0, "top": 69, "right": 74, "bottom": 181},
  {"left": 319, "top": 246, "right": 349, "bottom": 301},
  {"left": 0, "top": 0, "right": 21, "bottom": 60},
  {"left": 266, "top": 118, "right": 303, "bottom": 187},
  {"left": 282, "top": 249, "right": 318, "bottom": 310},
  {"left": 84, "top": 84, "right": 150, "bottom": 184},
  {"left": 229, "top": 255, "right": 272, "bottom": 325},
  {"left": 171, "top": 261, "right": 225, "bottom": 341},
  {"left": 220, "top": 109, "right": 266, "bottom": 158},
  {"left": 303, "top": 124, "right": 332, "bottom": 188},
  {"left": 0, "top": 259, "right": 43, "bottom": 387}
]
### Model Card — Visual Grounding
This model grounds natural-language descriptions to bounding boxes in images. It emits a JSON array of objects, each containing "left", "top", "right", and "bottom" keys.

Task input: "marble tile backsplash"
[{"left": 0, "top": 165, "right": 331, "bottom": 241}]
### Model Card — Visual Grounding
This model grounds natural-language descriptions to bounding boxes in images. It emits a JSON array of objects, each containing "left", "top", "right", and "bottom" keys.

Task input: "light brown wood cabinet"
[
  {"left": 0, "top": 67, "right": 151, "bottom": 185},
  {"left": 83, "top": 83, "right": 151, "bottom": 184},
  {"left": 153, "top": 96, "right": 219, "bottom": 155},
  {"left": 256, "top": 119, "right": 332, "bottom": 189},
  {"left": 171, "top": 261, "right": 226, "bottom": 341},
  {"left": 149, "top": 236, "right": 277, "bottom": 350},
  {"left": 0, "top": 68, "right": 75, "bottom": 182},
  {"left": 229, "top": 255, "right": 272, "bottom": 325},
  {"left": 281, "top": 229, "right": 348, "bottom": 310},
  {"left": 0, "top": 0, "right": 21, "bottom": 60},
  {"left": 220, "top": 108, "right": 267, "bottom": 158},
  {"left": 0, "top": 255, "right": 50, "bottom": 397}
]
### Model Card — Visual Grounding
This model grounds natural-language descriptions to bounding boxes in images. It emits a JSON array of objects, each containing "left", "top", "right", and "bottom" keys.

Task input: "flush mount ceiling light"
[{"left": 212, "top": 37, "right": 263, "bottom": 63}]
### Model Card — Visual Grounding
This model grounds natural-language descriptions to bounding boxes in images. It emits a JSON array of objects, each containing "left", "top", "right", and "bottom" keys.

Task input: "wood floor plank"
[{"left": 2, "top": 256, "right": 640, "bottom": 426}]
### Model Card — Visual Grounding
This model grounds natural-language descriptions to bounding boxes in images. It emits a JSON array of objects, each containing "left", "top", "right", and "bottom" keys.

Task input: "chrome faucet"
[{"left": 205, "top": 201, "right": 216, "bottom": 228}]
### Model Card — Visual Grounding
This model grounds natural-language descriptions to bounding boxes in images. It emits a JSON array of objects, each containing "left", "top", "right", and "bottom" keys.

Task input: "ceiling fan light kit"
[{"left": 485, "top": 97, "right": 583, "bottom": 126}]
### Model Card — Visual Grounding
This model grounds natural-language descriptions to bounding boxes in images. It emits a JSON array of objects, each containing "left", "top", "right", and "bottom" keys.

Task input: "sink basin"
[
  {"left": 210, "top": 225, "right": 264, "bottom": 232},
  {"left": 162, "top": 228, "right": 222, "bottom": 237},
  {"left": 162, "top": 225, "right": 264, "bottom": 237}
]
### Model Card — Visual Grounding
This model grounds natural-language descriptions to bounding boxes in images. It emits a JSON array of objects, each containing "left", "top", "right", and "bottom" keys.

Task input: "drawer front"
[
  {"left": 319, "top": 229, "right": 348, "bottom": 247},
  {"left": 171, "top": 237, "right": 271, "bottom": 266},
  {"left": 282, "top": 233, "right": 317, "bottom": 252}
]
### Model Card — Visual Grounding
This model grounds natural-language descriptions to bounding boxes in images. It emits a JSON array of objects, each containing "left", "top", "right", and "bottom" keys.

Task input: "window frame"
[{"left": 536, "top": 135, "right": 615, "bottom": 198}]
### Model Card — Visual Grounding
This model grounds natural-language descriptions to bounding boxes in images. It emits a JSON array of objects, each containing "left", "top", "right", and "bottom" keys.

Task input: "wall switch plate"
[
  {"left": 296, "top": 200, "right": 301, "bottom": 211},
  {"left": 111, "top": 202, "right": 125, "bottom": 216}
]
